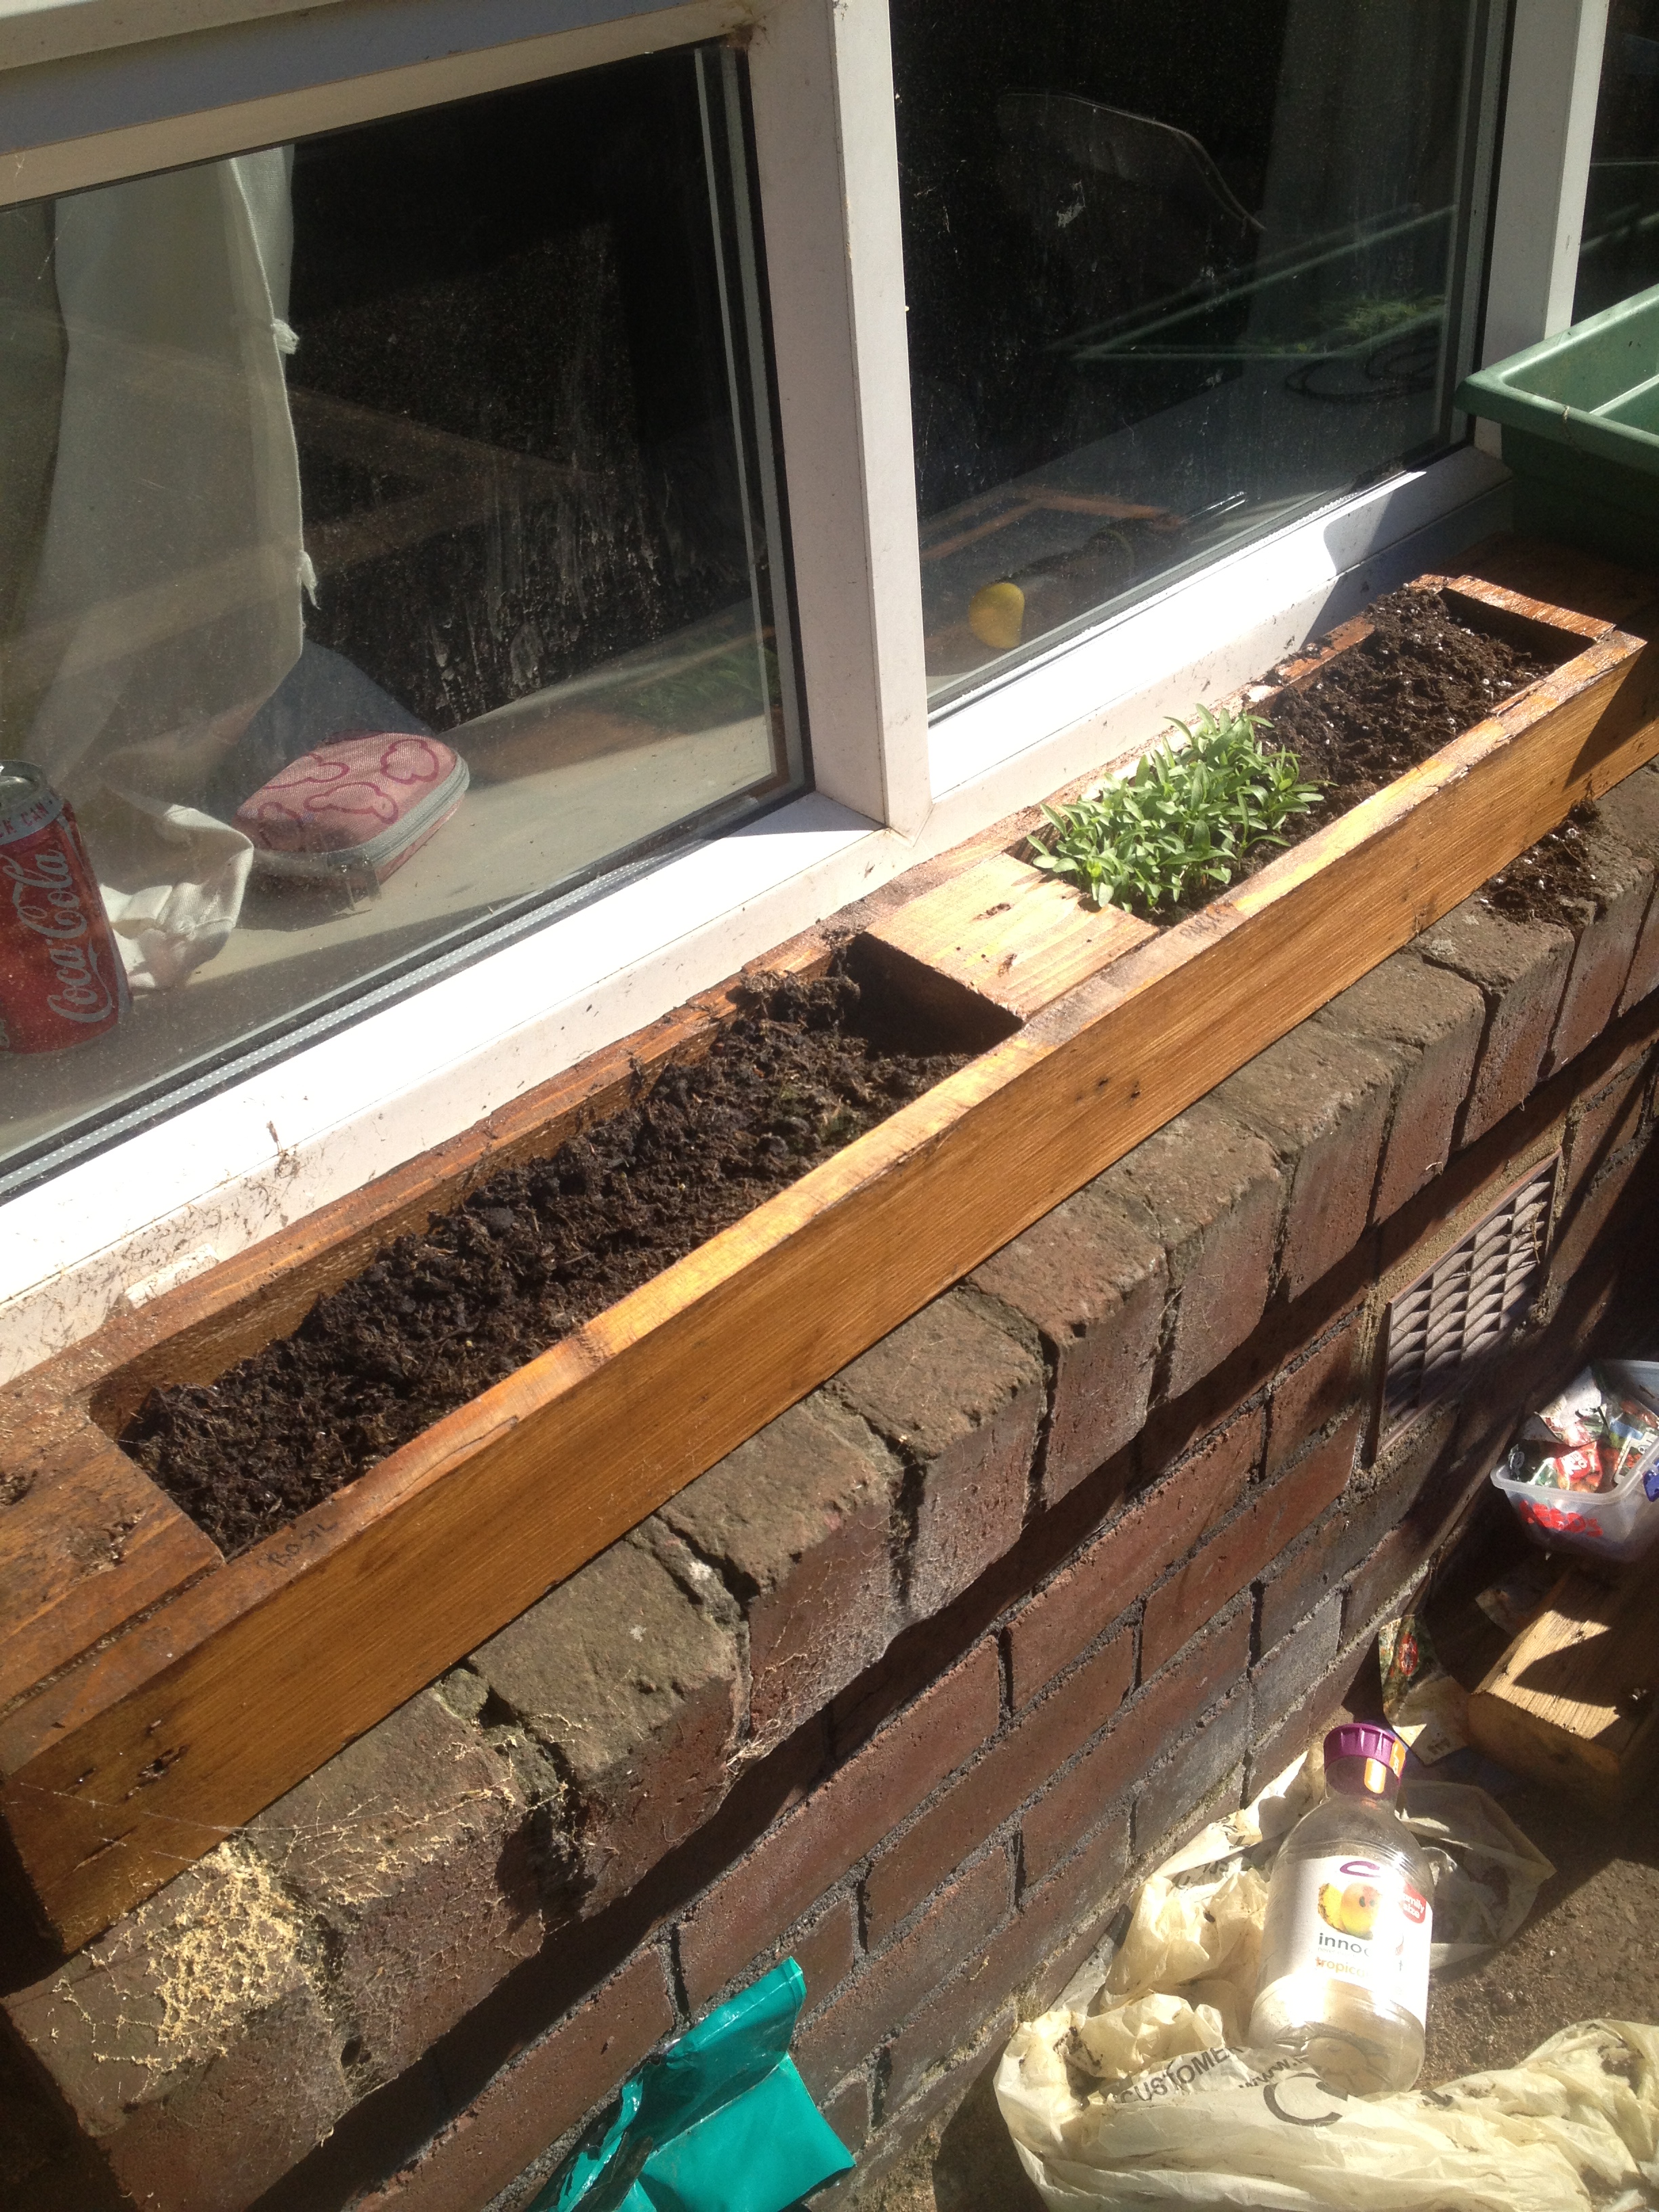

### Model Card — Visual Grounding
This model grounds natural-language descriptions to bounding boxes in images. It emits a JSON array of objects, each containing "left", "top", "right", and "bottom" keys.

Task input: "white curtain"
[{"left": 9, "top": 150, "right": 304, "bottom": 989}]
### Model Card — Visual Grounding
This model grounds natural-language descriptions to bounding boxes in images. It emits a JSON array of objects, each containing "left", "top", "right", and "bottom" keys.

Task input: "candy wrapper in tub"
[
  {"left": 236, "top": 733, "right": 468, "bottom": 888},
  {"left": 1490, "top": 1359, "right": 1659, "bottom": 1563}
]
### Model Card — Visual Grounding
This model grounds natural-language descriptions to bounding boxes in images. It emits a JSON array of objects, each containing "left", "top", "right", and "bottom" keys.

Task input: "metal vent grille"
[{"left": 1382, "top": 1158, "right": 1557, "bottom": 1434}]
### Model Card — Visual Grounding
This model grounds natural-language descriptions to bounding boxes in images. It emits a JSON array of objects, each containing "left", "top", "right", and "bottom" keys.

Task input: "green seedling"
[{"left": 1028, "top": 703, "right": 1322, "bottom": 920}]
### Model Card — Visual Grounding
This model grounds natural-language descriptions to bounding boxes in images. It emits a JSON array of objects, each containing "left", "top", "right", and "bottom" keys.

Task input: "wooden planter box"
[{"left": 5, "top": 555, "right": 1659, "bottom": 1953}]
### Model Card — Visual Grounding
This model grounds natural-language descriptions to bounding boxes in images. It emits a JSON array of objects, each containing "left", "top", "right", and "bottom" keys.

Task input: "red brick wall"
[{"left": 7, "top": 763, "right": 1659, "bottom": 2212}]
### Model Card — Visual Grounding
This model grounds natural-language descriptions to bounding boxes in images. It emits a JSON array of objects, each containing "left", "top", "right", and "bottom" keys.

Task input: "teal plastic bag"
[{"left": 531, "top": 1958, "right": 855, "bottom": 2212}]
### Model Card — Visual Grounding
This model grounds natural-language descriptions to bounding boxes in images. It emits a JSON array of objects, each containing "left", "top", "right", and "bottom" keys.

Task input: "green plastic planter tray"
[{"left": 1458, "top": 283, "right": 1659, "bottom": 566}]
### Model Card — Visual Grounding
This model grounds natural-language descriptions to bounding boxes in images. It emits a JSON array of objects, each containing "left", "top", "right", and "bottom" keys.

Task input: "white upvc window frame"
[{"left": 0, "top": 0, "right": 1614, "bottom": 1377}]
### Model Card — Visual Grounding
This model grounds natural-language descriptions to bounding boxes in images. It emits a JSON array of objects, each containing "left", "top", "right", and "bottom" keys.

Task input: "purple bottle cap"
[{"left": 1323, "top": 1722, "right": 1408, "bottom": 1797}]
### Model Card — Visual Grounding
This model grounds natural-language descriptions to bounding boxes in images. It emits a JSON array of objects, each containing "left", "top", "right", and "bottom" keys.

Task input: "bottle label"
[{"left": 1272, "top": 1853, "right": 1431, "bottom": 2024}]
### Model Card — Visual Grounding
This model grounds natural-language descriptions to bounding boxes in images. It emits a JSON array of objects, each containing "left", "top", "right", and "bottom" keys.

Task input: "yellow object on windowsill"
[{"left": 968, "top": 578, "right": 1025, "bottom": 651}]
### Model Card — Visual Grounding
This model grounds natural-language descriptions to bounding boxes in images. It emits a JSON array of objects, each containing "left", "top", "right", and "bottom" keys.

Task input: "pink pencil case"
[{"left": 236, "top": 733, "right": 468, "bottom": 884}]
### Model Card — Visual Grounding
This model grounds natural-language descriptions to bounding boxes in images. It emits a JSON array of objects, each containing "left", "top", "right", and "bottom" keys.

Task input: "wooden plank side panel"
[
  {"left": 0, "top": 1427, "right": 220, "bottom": 1710},
  {"left": 7, "top": 626, "right": 1659, "bottom": 1946}
]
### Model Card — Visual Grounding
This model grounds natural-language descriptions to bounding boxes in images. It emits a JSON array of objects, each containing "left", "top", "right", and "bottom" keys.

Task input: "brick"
[
  {"left": 4, "top": 1846, "right": 349, "bottom": 2212},
  {"left": 845, "top": 2037, "right": 1004, "bottom": 2199},
  {"left": 1141, "top": 1416, "right": 1358, "bottom": 1675},
  {"left": 1245, "top": 1645, "right": 1361, "bottom": 1798},
  {"left": 1132, "top": 1691, "right": 1248, "bottom": 1857},
  {"left": 661, "top": 1396, "right": 898, "bottom": 1750},
  {"left": 883, "top": 1816, "right": 1128, "bottom": 2112},
  {"left": 1265, "top": 1314, "right": 1364, "bottom": 1475},
  {"left": 790, "top": 1896, "right": 859, "bottom": 2013},
  {"left": 1250, "top": 1591, "right": 1343, "bottom": 1738},
  {"left": 475, "top": 1532, "right": 739, "bottom": 1911},
  {"left": 1103, "top": 1100, "right": 1284, "bottom": 1397},
  {"left": 1216, "top": 1027, "right": 1395, "bottom": 1299},
  {"left": 1564, "top": 1042, "right": 1653, "bottom": 1197},
  {"left": 1549, "top": 1126, "right": 1659, "bottom": 1292},
  {"left": 1623, "top": 886, "right": 1659, "bottom": 1012},
  {"left": 795, "top": 1852, "right": 1013, "bottom": 2097},
  {"left": 1545, "top": 824, "right": 1654, "bottom": 1071},
  {"left": 863, "top": 1629, "right": 1134, "bottom": 1942},
  {"left": 351, "top": 1952, "right": 672, "bottom": 2212},
  {"left": 972, "top": 1181, "right": 1168, "bottom": 1504},
  {"left": 832, "top": 1292, "right": 1043, "bottom": 1620},
  {"left": 0, "top": 2036, "right": 75, "bottom": 2212},
  {"left": 677, "top": 1643, "right": 1000, "bottom": 2007},
  {"left": 1020, "top": 1727, "right": 1130, "bottom": 1890},
  {"left": 1257, "top": 1406, "right": 1457, "bottom": 1652},
  {"left": 0, "top": 2030, "right": 116, "bottom": 2212},
  {"left": 1007, "top": 1409, "right": 1259, "bottom": 1708},
  {"left": 1316, "top": 954, "right": 1487, "bottom": 1218},
  {"left": 1091, "top": 1609, "right": 1250, "bottom": 1811},
  {"left": 1415, "top": 899, "right": 1575, "bottom": 1145},
  {"left": 248, "top": 1689, "right": 540, "bottom": 2084},
  {"left": 819, "top": 2073, "right": 872, "bottom": 2154},
  {"left": 1598, "top": 763, "right": 1659, "bottom": 1010},
  {"left": 1343, "top": 1455, "right": 1486, "bottom": 1639}
]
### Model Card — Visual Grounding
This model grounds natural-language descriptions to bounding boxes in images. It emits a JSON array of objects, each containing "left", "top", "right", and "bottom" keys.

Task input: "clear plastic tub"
[{"left": 1490, "top": 1360, "right": 1659, "bottom": 1563}]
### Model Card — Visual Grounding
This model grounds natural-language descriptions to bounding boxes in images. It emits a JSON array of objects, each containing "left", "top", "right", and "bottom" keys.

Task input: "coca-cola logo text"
[{"left": 1, "top": 846, "right": 119, "bottom": 1023}]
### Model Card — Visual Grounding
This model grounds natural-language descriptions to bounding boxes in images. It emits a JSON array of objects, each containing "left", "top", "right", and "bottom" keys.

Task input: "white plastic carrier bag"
[{"left": 995, "top": 1756, "right": 1655, "bottom": 2211}]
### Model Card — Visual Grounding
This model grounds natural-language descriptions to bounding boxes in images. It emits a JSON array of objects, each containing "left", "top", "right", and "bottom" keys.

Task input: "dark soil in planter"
[
  {"left": 121, "top": 970, "right": 970, "bottom": 1556},
  {"left": 1264, "top": 584, "right": 1563, "bottom": 821},
  {"left": 1262, "top": 590, "right": 1608, "bottom": 928}
]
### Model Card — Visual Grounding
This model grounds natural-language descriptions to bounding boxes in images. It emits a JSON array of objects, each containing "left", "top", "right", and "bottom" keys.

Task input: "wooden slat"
[
  {"left": 0, "top": 1425, "right": 220, "bottom": 1709},
  {"left": 1443, "top": 575, "right": 1614, "bottom": 644},
  {"left": 1454, "top": 536, "right": 1659, "bottom": 632},
  {"left": 860, "top": 852, "right": 1154, "bottom": 1026},
  {"left": 4, "top": 608, "right": 1657, "bottom": 1948},
  {"left": 1467, "top": 1561, "right": 1659, "bottom": 1809}
]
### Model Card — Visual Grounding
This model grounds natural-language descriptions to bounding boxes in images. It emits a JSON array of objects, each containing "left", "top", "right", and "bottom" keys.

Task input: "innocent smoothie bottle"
[{"left": 1248, "top": 1722, "right": 1433, "bottom": 2093}]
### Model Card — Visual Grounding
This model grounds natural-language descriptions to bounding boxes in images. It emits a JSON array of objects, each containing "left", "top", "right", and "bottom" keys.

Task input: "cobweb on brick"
[{"left": 1381, "top": 1156, "right": 1557, "bottom": 1435}]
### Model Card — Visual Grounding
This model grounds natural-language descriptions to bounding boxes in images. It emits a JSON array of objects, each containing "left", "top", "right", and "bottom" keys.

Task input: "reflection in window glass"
[
  {"left": 1576, "top": 1, "right": 1659, "bottom": 320},
  {"left": 0, "top": 46, "right": 800, "bottom": 1183},
  {"left": 892, "top": 0, "right": 1495, "bottom": 708}
]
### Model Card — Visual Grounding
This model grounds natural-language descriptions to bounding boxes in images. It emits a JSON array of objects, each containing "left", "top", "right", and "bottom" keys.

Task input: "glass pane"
[
  {"left": 892, "top": 0, "right": 1494, "bottom": 710},
  {"left": 0, "top": 45, "right": 800, "bottom": 1183},
  {"left": 1575, "top": 1, "right": 1659, "bottom": 320}
]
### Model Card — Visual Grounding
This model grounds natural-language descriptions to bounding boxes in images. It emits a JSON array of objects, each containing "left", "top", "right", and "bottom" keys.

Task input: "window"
[
  {"left": 0, "top": 0, "right": 1624, "bottom": 1369},
  {"left": 891, "top": 0, "right": 1500, "bottom": 709},
  {"left": 0, "top": 43, "right": 800, "bottom": 1182},
  {"left": 1575, "top": 0, "right": 1659, "bottom": 319}
]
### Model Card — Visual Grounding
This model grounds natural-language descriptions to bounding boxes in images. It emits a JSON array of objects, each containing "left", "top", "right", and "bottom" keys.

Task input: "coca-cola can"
[{"left": 0, "top": 761, "right": 128, "bottom": 1053}]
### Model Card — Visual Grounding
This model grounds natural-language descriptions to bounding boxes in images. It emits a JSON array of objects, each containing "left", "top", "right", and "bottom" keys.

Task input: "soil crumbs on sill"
[{"left": 121, "top": 970, "right": 970, "bottom": 1557}]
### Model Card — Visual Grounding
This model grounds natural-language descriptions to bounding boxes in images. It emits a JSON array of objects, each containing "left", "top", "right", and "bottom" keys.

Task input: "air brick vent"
[{"left": 1381, "top": 1157, "right": 1557, "bottom": 1435}]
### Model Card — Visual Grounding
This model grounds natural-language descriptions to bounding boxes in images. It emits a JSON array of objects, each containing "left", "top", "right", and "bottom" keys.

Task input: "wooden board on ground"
[
  {"left": 1467, "top": 1559, "right": 1659, "bottom": 1809},
  {"left": 5, "top": 549, "right": 1659, "bottom": 1951}
]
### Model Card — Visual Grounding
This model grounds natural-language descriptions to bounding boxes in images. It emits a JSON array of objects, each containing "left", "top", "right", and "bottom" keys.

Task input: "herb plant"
[{"left": 1027, "top": 704, "right": 1322, "bottom": 919}]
